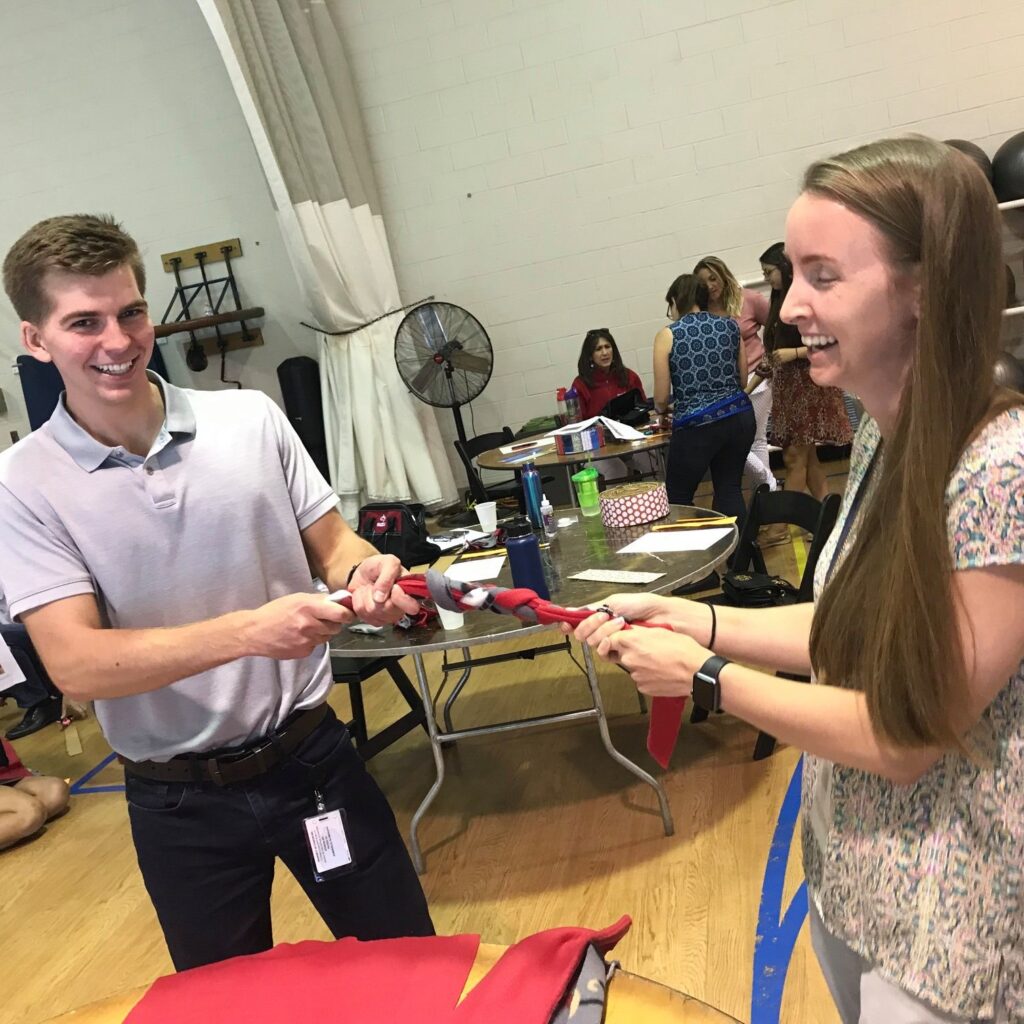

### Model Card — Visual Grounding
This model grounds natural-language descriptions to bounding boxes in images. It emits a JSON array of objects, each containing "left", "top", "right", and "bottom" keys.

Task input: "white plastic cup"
[
  {"left": 435, "top": 605, "right": 465, "bottom": 630},
  {"left": 475, "top": 501, "right": 498, "bottom": 532}
]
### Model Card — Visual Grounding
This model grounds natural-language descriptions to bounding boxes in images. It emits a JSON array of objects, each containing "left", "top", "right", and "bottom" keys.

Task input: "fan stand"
[{"left": 444, "top": 361, "right": 470, "bottom": 445}]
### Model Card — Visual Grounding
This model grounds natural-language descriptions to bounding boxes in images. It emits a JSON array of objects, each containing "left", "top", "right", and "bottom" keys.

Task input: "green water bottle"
[{"left": 571, "top": 466, "right": 601, "bottom": 517}]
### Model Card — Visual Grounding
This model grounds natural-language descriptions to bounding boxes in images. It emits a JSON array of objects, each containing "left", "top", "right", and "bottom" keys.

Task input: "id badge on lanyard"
[{"left": 303, "top": 787, "right": 357, "bottom": 882}]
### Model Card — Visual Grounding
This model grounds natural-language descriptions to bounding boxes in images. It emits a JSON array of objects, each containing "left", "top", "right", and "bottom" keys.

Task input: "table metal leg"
[
  {"left": 565, "top": 464, "right": 576, "bottom": 506},
  {"left": 581, "top": 643, "right": 674, "bottom": 837},
  {"left": 442, "top": 646, "right": 473, "bottom": 733},
  {"left": 409, "top": 652, "right": 446, "bottom": 874}
]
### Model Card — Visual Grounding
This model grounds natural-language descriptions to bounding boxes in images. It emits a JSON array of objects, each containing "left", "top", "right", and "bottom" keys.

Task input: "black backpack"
[{"left": 356, "top": 502, "right": 441, "bottom": 568}]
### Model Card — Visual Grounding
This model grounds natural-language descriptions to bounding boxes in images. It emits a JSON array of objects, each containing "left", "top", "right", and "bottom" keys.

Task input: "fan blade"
[
  {"left": 447, "top": 350, "right": 491, "bottom": 375},
  {"left": 410, "top": 357, "right": 440, "bottom": 395}
]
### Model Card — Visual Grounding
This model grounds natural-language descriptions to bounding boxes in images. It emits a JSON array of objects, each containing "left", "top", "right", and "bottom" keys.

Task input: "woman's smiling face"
[{"left": 781, "top": 192, "right": 919, "bottom": 407}]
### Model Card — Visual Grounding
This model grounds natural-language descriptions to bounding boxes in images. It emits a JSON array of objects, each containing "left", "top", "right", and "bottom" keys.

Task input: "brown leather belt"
[{"left": 118, "top": 703, "right": 330, "bottom": 786}]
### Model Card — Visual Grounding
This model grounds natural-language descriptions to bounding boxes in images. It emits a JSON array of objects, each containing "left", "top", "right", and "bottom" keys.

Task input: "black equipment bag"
[{"left": 356, "top": 502, "right": 441, "bottom": 568}]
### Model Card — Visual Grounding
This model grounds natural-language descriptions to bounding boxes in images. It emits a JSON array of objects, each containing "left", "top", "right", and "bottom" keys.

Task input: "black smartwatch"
[{"left": 692, "top": 655, "right": 730, "bottom": 713}]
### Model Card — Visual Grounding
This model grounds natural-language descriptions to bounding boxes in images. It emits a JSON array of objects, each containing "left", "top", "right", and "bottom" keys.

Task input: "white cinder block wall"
[
  {"left": 336, "top": 0, "right": 1024, "bottom": 458},
  {"left": 0, "top": 0, "right": 315, "bottom": 449}
]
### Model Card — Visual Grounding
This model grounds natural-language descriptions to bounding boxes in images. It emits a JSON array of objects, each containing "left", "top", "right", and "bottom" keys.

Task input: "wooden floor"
[{"left": 1, "top": 470, "right": 848, "bottom": 1024}]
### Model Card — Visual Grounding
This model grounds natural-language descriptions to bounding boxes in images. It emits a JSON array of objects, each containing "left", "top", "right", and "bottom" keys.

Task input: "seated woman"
[
  {"left": 1, "top": 735, "right": 70, "bottom": 850},
  {"left": 654, "top": 274, "right": 754, "bottom": 530},
  {"left": 571, "top": 329, "right": 646, "bottom": 421}
]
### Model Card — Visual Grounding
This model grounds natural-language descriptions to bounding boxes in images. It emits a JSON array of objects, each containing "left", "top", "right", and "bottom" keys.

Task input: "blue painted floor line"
[
  {"left": 751, "top": 757, "right": 808, "bottom": 1024},
  {"left": 70, "top": 751, "right": 123, "bottom": 795}
]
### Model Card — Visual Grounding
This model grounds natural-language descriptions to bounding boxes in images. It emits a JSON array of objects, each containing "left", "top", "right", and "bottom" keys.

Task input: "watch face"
[{"left": 692, "top": 672, "right": 719, "bottom": 713}]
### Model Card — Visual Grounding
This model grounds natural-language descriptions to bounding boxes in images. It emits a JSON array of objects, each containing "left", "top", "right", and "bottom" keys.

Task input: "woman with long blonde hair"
[
  {"left": 694, "top": 255, "right": 776, "bottom": 497},
  {"left": 570, "top": 138, "right": 1024, "bottom": 1022}
]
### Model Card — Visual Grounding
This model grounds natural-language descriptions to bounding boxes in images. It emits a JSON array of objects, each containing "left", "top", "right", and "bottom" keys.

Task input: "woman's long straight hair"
[
  {"left": 758, "top": 245, "right": 801, "bottom": 353},
  {"left": 808, "top": 136, "right": 1020, "bottom": 749}
]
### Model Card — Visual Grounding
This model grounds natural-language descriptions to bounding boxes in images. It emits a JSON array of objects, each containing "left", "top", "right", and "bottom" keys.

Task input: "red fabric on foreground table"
[
  {"left": 124, "top": 918, "right": 631, "bottom": 1024},
  {"left": 337, "top": 571, "right": 687, "bottom": 769}
]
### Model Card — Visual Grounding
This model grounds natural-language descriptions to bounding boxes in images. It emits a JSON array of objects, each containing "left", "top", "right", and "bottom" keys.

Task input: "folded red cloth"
[{"left": 125, "top": 917, "right": 632, "bottom": 1024}]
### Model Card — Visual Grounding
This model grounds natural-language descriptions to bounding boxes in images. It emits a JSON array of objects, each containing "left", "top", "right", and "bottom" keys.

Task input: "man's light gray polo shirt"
[{"left": 0, "top": 374, "right": 339, "bottom": 760}]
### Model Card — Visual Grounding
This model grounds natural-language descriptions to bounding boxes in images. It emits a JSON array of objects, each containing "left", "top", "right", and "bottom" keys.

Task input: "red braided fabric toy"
[{"left": 333, "top": 571, "right": 686, "bottom": 768}]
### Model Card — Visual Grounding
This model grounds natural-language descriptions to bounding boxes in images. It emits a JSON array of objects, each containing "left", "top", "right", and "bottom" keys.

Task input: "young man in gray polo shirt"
[{"left": 0, "top": 214, "right": 433, "bottom": 970}]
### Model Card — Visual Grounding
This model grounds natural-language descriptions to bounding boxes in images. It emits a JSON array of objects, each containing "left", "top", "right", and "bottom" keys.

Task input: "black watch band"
[{"left": 692, "top": 655, "right": 730, "bottom": 713}]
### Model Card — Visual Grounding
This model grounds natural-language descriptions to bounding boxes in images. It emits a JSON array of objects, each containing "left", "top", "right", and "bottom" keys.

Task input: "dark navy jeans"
[
  {"left": 666, "top": 408, "right": 756, "bottom": 531},
  {"left": 125, "top": 706, "right": 433, "bottom": 971}
]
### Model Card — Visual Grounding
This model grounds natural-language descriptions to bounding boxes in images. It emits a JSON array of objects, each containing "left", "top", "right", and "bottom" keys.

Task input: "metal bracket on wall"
[
  {"left": 158, "top": 239, "right": 264, "bottom": 387},
  {"left": 160, "top": 238, "right": 243, "bottom": 272}
]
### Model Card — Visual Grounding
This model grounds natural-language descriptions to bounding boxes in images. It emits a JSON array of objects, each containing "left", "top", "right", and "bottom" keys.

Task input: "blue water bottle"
[
  {"left": 521, "top": 460, "right": 544, "bottom": 529},
  {"left": 505, "top": 517, "right": 550, "bottom": 599}
]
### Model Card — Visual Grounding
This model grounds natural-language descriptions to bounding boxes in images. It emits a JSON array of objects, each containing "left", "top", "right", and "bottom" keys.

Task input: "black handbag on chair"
[
  {"left": 356, "top": 502, "right": 441, "bottom": 568},
  {"left": 720, "top": 571, "right": 799, "bottom": 608}
]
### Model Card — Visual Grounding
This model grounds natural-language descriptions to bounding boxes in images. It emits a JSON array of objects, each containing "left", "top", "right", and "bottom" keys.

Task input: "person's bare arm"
[
  {"left": 569, "top": 594, "right": 816, "bottom": 675},
  {"left": 591, "top": 564, "right": 1024, "bottom": 783},
  {"left": 300, "top": 509, "right": 419, "bottom": 624},
  {"left": 22, "top": 590, "right": 351, "bottom": 703},
  {"left": 653, "top": 328, "right": 673, "bottom": 414}
]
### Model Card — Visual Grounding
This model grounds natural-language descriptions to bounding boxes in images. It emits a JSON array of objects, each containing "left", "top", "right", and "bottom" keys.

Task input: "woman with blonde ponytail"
[
  {"left": 694, "top": 255, "right": 778, "bottom": 496},
  {"left": 566, "top": 137, "right": 1024, "bottom": 1022}
]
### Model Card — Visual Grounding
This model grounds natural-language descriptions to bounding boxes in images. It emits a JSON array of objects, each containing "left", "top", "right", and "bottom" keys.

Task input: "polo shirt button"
[{"left": 145, "top": 465, "right": 155, "bottom": 475}]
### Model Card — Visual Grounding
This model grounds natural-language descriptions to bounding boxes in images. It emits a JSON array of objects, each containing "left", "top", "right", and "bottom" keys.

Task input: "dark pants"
[
  {"left": 0, "top": 624, "right": 60, "bottom": 709},
  {"left": 666, "top": 409, "right": 756, "bottom": 529},
  {"left": 125, "top": 707, "right": 433, "bottom": 971}
]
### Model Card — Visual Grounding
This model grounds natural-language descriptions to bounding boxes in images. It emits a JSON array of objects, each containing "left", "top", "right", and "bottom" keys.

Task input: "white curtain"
[{"left": 197, "top": 0, "right": 458, "bottom": 521}]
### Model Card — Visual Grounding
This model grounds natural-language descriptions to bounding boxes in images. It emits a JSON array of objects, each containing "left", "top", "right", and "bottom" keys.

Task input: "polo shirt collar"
[{"left": 49, "top": 372, "right": 197, "bottom": 473}]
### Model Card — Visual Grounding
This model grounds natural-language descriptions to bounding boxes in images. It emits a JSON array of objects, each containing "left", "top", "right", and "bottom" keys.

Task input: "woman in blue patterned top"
[{"left": 653, "top": 273, "right": 755, "bottom": 529}]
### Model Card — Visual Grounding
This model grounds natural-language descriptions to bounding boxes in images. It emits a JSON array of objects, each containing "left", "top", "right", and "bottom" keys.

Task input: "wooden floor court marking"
[{"left": 751, "top": 759, "right": 808, "bottom": 1023}]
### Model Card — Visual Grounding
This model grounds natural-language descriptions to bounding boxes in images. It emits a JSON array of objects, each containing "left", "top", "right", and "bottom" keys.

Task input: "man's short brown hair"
[{"left": 2, "top": 214, "right": 146, "bottom": 324}]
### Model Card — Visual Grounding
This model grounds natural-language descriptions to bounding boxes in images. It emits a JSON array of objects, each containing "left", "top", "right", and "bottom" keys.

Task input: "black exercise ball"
[
  {"left": 994, "top": 353, "right": 1024, "bottom": 393},
  {"left": 944, "top": 139, "right": 993, "bottom": 183},
  {"left": 992, "top": 131, "right": 1024, "bottom": 203}
]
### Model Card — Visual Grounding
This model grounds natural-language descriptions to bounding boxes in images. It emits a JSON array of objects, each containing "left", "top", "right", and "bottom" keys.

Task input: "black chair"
[
  {"left": 454, "top": 428, "right": 523, "bottom": 505},
  {"left": 454, "top": 428, "right": 553, "bottom": 506},
  {"left": 689, "top": 485, "right": 842, "bottom": 760},
  {"left": 331, "top": 655, "right": 427, "bottom": 761}
]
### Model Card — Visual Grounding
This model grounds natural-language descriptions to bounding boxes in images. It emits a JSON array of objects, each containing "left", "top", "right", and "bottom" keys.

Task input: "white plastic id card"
[{"left": 303, "top": 804, "right": 355, "bottom": 881}]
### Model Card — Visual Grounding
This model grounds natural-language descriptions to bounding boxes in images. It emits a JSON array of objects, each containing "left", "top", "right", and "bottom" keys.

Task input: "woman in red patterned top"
[{"left": 570, "top": 329, "right": 646, "bottom": 420}]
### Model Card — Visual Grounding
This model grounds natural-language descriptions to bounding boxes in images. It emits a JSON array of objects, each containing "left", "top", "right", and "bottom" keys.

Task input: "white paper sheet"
[
  {"left": 0, "top": 633, "right": 27, "bottom": 693},
  {"left": 498, "top": 436, "right": 556, "bottom": 455},
  {"left": 547, "top": 416, "right": 646, "bottom": 441},
  {"left": 444, "top": 556, "right": 507, "bottom": 582},
  {"left": 616, "top": 527, "right": 733, "bottom": 554},
  {"left": 568, "top": 569, "right": 665, "bottom": 584}
]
